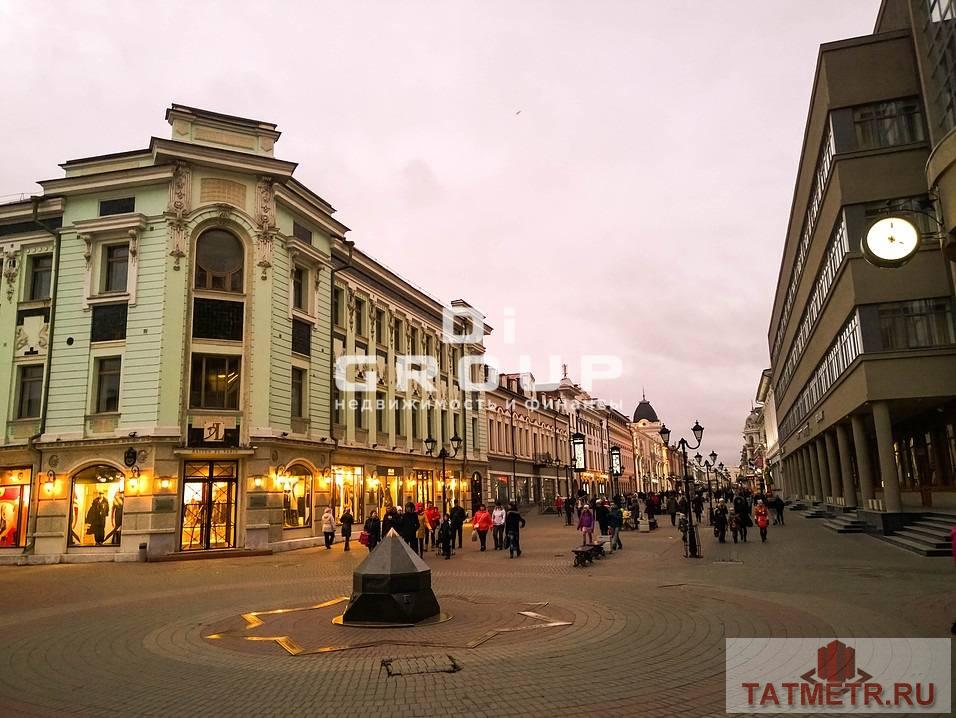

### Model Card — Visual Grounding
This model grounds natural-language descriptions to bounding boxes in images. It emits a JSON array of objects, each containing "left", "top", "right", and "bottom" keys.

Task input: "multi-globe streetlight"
[{"left": 424, "top": 433, "right": 462, "bottom": 513}]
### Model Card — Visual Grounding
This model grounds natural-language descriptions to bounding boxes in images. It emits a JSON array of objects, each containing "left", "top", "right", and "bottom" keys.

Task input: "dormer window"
[{"left": 195, "top": 229, "right": 243, "bottom": 293}]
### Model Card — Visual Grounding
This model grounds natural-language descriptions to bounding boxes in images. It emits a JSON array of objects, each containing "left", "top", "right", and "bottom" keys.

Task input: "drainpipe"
[{"left": 23, "top": 197, "right": 61, "bottom": 554}]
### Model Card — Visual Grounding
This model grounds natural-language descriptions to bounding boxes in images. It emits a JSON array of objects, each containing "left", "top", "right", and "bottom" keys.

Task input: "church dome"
[{"left": 633, "top": 398, "right": 659, "bottom": 423}]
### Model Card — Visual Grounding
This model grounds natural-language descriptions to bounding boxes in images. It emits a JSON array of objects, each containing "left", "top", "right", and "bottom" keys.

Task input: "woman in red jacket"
[{"left": 472, "top": 504, "right": 493, "bottom": 551}]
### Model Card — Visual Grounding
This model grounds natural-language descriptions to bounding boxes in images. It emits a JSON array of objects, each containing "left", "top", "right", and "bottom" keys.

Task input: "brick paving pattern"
[{"left": 0, "top": 512, "right": 953, "bottom": 717}]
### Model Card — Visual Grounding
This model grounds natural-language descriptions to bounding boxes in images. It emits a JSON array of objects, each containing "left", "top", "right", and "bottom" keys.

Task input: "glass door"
[{"left": 181, "top": 461, "right": 237, "bottom": 551}]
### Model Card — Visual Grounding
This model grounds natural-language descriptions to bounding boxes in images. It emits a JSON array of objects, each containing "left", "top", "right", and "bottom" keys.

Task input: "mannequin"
[
  {"left": 86, "top": 491, "right": 110, "bottom": 546},
  {"left": 110, "top": 492, "right": 124, "bottom": 545}
]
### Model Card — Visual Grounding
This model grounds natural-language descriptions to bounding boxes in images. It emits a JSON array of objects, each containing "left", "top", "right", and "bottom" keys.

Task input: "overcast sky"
[{"left": 0, "top": 0, "right": 877, "bottom": 464}]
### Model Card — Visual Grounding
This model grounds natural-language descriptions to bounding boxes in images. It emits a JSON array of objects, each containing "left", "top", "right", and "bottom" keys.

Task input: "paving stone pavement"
[{"left": 0, "top": 512, "right": 953, "bottom": 717}]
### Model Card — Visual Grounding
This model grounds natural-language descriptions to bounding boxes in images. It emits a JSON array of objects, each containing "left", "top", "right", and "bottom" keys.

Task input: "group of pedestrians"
[
  {"left": 558, "top": 494, "right": 629, "bottom": 553},
  {"left": 319, "top": 499, "right": 528, "bottom": 560},
  {"left": 711, "top": 488, "right": 782, "bottom": 544}
]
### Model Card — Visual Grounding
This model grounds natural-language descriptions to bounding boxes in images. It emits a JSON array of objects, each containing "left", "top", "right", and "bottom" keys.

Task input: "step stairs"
[
  {"left": 802, "top": 504, "right": 833, "bottom": 519},
  {"left": 881, "top": 512, "right": 954, "bottom": 557},
  {"left": 821, "top": 513, "right": 866, "bottom": 533}
]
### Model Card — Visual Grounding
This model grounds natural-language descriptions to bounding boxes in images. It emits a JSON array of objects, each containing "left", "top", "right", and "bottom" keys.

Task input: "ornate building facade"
[{"left": 0, "top": 105, "right": 489, "bottom": 563}]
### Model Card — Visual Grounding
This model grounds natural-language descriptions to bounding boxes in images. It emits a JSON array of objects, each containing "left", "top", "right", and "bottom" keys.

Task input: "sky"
[{"left": 0, "top": 0, "right": 878, "bottom": 465}]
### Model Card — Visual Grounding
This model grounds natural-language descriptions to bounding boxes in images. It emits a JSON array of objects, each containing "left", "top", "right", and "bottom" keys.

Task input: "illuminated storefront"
[
  {"left": 181, "top": 461, "right": 238, "bottom": 551},
  {"left": 278, "top": 464, "right": 312, "bottom": 530},
  {"left": 0, "top": 467, "right": 31, "bottom": 549},
  {"left": 330, "top": 465, "right": 363, "bottom": 519},
  {"left": 69, "top": 465, "right": 126, "bottom": 548}
]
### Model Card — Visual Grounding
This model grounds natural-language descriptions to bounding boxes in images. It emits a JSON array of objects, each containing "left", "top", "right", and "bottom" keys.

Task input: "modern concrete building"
[
  {"left": 755, "top": 368, "right": 783, "bottom": 494},
  {"left": 0, "top": 105, "right": 490, "bottom": 563},
  {"left": 769, "top": 1, "right": 956, "bottom": 544}
]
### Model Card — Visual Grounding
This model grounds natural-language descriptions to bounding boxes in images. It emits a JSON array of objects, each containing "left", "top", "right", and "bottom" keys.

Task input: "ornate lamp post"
[
  {"left": 694, "top": 450, "right": 718, "bottom": 524},
  {"left": 659, "top": 420, "right": 704, "bottom": 558},
  {"left": 609, "top": 446, "right": 622, "bottom": 498},
  {"left": 425, "top": 434, "right": 461, "bottom": 513},
  {"left": 570, "top": 431, "right": 586, "bottom": 495}
]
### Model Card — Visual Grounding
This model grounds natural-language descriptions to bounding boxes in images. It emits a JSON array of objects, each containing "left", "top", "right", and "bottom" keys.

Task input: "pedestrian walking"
[
  {"left": 555, "top": 495, "right": 564, "bottom": 518},
  {"left": 505, "top": 502, "right": 526, "bottom": 558},
  {"left": 578, "top": 504, "right": 594, "bottom": 545},
  {"left": 492, "top": 502, "right": 506, "bottom": 550},
  {"left": 381, "top": 506, "right": 398, "bottom": 537},
  {"left": 363, "top": 509, "right": 381, "bottom": 552},
  {"left": 692, "top": 494, "right": 704, "bottom": 525},
  {"left": 729, "top": 511, "right": 740, "bottom": 544},
  {"left": 595, "top": 499, "right": 610, "bottom": 537},
  {"left": 339, "top": 506, "right": 354, "bottom": 551},
  {"left": 608, "top": 503, "right": 623, "bottom": 552},
  {"left": 755, "top": 500, "right": 770, "bottom": 542},
  {"left": 472, "top": 504, "right": 492, "bottom": 551},
  {"left": 450, "top": 501, "right": 466, "bottom": 549},
  {"left": 564, "top": 496, "right": 574, "bottom": 526},
  {"left": 713, "top": 499, "right": 728, "bottom": 543},
  {"left": 321, "top": 507, "right": 335, "bottom": 549},
  {"left": 424, "top": 501, "right": 440, "bottom": 550},
  {"left": 415, "top": 507, "right": 426, "bottom": 557},
  {"left": 771, "top": 494, "right": 785, "bottom": 525},
  {"left": 400, "top": 502, "right": 420, "bottom": 554},
  {"left": 666, "top": 494, "right": 678, "bottom": 526},
  {"left": 733, "top": 494, "right": 751, "bottom": 542},
  {"left": 437, "top": 513, "right": 453, "bottom": 560}
]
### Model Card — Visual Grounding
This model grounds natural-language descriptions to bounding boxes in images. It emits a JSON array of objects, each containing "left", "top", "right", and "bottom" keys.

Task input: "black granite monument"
[{"left": 339, "top": 529, "right": 442, "bottom": 625}]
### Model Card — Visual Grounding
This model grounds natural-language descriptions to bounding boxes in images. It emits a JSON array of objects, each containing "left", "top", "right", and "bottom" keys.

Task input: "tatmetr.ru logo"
[{"left": 725, "top": 638, "right": 951, "bottom": 714}]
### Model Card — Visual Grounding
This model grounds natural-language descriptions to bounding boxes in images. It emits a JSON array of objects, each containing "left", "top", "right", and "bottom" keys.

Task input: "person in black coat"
[
  {"left": 400, "top": 502, "right": 420, "bottom": 553},
  {"left": 505, "top": 502, "right": 526, "bottom": 558},
  {"left": 436, "top": 514, "right": 453, "bottom": 559},
  {"left": 363, "top": 510, "right": 381, "bottom": 552},
  {"left": 449, "top": 501, "right": 466, "bottom": 548},
  {"left": 595, "top": 500, "right": 609, "bottom": 536},
  {"left": 339, "top": 507, "right": 355, "bottom": 551},
  {"left": 713, "top": 500, "right": 729, "bottom": 543},
  {"left": 732, "top": 495, "right": 751, "bottom": 542},
  {"left": 381, "top": 506, "right": 398, "bottom": 537},
  {"left": 563, "top": 496, "right": 574, "bottom": 526}
]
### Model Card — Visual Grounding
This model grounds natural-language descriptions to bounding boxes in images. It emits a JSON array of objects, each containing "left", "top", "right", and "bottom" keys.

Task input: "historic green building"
[{"left": 0, "top": 105, "right": 489, "bottom": 562}]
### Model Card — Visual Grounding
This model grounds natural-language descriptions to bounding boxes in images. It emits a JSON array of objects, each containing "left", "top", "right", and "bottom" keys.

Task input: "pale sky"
[{"left": 0, "top": 0, "right": 877, "bottom": 464}]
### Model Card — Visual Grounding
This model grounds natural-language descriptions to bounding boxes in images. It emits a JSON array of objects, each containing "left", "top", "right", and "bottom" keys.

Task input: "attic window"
[
  {"left": 292, "top": 221, "right": 312, "bottom": 244},
  {"left": 99, "top": 197, "right": 135, "bottom": 216}
]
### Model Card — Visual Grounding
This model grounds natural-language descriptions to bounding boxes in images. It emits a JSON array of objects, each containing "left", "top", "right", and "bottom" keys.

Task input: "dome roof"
[{"left": 633, "top": 398, "right": 659, "bottom": 423}]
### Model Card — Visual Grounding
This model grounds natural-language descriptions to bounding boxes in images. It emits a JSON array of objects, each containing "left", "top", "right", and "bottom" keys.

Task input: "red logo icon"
[{"left": 802, "top": 640, "right": 872, "bottom": 687}]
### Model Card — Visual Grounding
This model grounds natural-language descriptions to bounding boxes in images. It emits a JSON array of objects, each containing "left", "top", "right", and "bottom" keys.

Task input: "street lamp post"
[
  {"left": 425, "top": 434, "right": 462, "bottom": 513},
  {"left": 659, "top": 420, "right": 704, "bottom": 559},
  {"left": 694, "top": 450, "right": 718, "bottom": 525},
  {"left": 609, "top": 446, "right": 622, "bottom": 499}
]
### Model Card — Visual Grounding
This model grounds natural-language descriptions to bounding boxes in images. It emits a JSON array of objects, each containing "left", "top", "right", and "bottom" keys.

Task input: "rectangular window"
[
  {"left": 355, "top": 298, "right": 366, "bottom": 337},
  {"left": 374, "top": 309, "right": 385, "bottom": 343},
  {"left": 410, "top": 326, "right": 419, "bottom": 353},
  {"left": 28, "top": 254, "right": 52, "bottom": 300},
  {"left": 291, "top": 367, "right": 305, "bottom": 418},
  {"left": 192, "top": 298, "right": 243, "bottom": 341},
  {"left": 393, "top": 319, "right": 404, "bottom": 352},
  {"left": 189, "top": 355, "right": 240, "bottom": 410},
  {"left": 376, "top": 392, "right": 387, "bottom": 433},
  {"left": 878, "top": 298, "right": 956, "bottom": 350},
  {"left": 94, "top": 357, "right": 122, "bottom": 413},
  {"left": 292, "top": 266, "right": 305, "bottom": 311},
  {"left": 292, "top": 221, "right": 313, "bottom": 244},
  {"left": 424, "top": 334, "right": 433, "bottom": 358},
  {"left": 853, "top": 98, "right": 925, "bottom": 150},
  {"left": 332, "top": 385, "right": 344, "bottom": 425},
  {"left": 98, "top": 197, "right": 135, "bottom": 216},
  {"left": 91, "top": 303, "right": 128, "bottom": 342},
  {"left": 472, "top": 417, "right": 479, "bottom": 449},
  {"left": 292, "top": 318, "right": 311, "bottom": 355},
  {"left": 16, "top": 364, "right": 43, "bottom": 419},
  {"left": 413, "top": 405, "right": 421, "bottom": 439},
  {"left": 333, "top": 286, "right": 345, "bottom": 327},
  {"left": 355, "top": 394, "right": 366, "bottom": 430},
  {"left": 103, "top": 245, "right": 129, "bottom": 293},
  {"left": 394, "top": 401, "right": 404, "bottom": 436}
]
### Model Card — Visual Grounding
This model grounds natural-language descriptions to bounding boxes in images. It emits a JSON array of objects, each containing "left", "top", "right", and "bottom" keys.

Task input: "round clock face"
[{"left": 862, "top": 216, "right": 920, "bottom": 268}]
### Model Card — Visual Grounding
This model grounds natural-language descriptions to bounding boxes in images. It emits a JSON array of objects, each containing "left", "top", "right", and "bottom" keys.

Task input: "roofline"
[
  {"left": 165, "top": 103, "right": 278, "bottom": 131},
  {"left": 60, "top": 148, "right": 152, "bottom": 169}
]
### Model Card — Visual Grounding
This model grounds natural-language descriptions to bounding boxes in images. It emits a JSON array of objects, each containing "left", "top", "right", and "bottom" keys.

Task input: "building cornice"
[
  {"left": 0, "top": 196, "right": 64, "bottom": 222},
  {"left": 149, "top": 137, "right": 298, "bottom": 179},
  {"left": 39, "top": 164, "right": 175, "bottom": 196},
  {"left": 70, "top": 212, "right": 148, "bottom": 236},
  {"left": 274, "top": 183, "right": 348, "bottom": 238}
]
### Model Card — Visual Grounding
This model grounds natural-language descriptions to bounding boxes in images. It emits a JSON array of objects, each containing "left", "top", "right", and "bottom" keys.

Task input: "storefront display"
[
  {"left": 331, "top": 465, "right": 362, "bottom": 519},
  {"left": 70, "top": 465, "right": 125, "bottom": 547},
  {"left": 280, "top": 465, "right": 312, "bottom": 529},
  {"left": 376, "top": 466, "right": 403, "bottom": 511},
  {"left": 181, "top": 461, "right": 237, "bottom": 551},
  {"left": 0, "top": 468, "right": 30, "bottom": 548}
]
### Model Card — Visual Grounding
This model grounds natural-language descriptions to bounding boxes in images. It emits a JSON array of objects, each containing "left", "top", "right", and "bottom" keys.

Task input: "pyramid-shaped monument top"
[
  {"left": 355, "top": 530, "right": 431, "bottom": 580},
  {"left": 165, "top": 104, "right": 281, "bottom": 158}
]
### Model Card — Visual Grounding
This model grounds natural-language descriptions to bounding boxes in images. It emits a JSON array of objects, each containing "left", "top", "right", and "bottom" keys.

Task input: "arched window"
[
  {"left": 69, "top": 465, "right": 125, "bottom": 547},
  {"left": 280, "top": 464, "right": 313, "bottom": 529},
  {"left": 195, "top": 229, "right": 244, "bottom": 292}
]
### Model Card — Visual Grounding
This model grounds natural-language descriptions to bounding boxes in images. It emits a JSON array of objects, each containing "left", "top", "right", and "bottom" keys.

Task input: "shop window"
[
  {"left": 292, "top": 221, "right": 312, "bottom": 245},
  {"left": 292, "top": 318, "right": 311, "bottom": 355},
  {"left": 16, "top": 364, "right": 43, "bottom": 419},
  {"left": 94, "top": 357, "right": 122, "bottom": 413},
  {"left": 99, "top": 197, "right": 135, "bottom": 216},
  {"left": 281, "top": 465, "right": 312, "bottom": 529},
  {"left": 28, "top": 254, "right": 52, "bottom": 300},
  {"left": 91, "top": 303, "right": 128, "bottom": 343},
  {"left": 192, "top": 298, "right": 244, "bottom": 341},
  {"left": 291, "top": 367, "right": 306, "bottom": 418},
  {"left": 68, "top": 465, "right": 125, "bottom": 547},
  {"left": 189, "top": 354, "right": 240, "bottom": 409},
  {"left": 292, "top": 266, "right": 306, "bottom": 311},
  {"left": 0, "top": 469, "right": 30, "bottom": 548},
  {"left": 195, "top": 229, "right": 244, "bottom": 293},
  {"left": 102, "top": 244, "right": 129, "bottom": 293}
]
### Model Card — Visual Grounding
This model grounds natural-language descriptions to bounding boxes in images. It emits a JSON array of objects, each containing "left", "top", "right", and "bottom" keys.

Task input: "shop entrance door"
[{"left": 182, "top": 461, "right": 238, "bottom": 551}]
